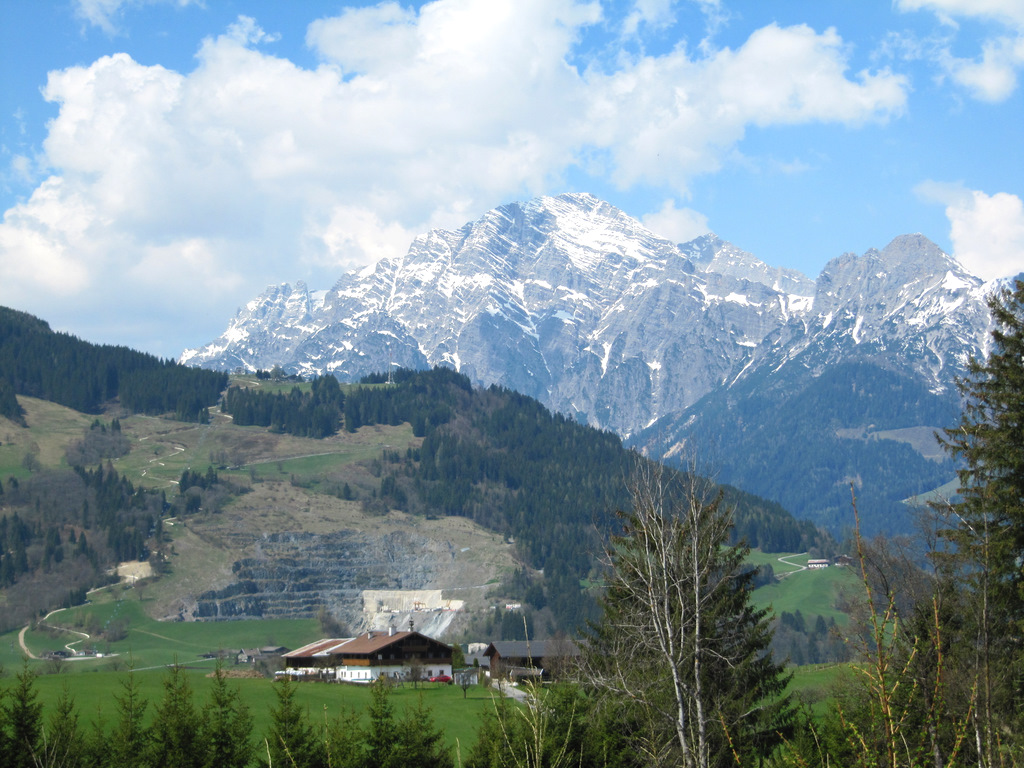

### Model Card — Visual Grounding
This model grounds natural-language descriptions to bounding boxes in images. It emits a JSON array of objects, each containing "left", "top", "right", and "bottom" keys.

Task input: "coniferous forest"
[{"left": 0, "top": 307, "right": 227, "bottom": 422}]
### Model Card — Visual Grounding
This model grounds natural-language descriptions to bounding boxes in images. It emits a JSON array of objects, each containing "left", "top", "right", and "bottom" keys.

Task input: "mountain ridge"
[{"left": 180, "top": 193, "right": 1007, "bottom": 533}]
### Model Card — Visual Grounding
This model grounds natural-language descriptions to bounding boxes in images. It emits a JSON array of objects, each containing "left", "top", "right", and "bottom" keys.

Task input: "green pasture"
[
  {"left": 744, "top": 548, "right": 808, "bottom": 575},
  {"left": 1, "top": 397, "right": 95, "bottom": 478},
  {"left": 751, "top": 560, "right": 857, "bottom": 626},
  {"left": 2, "top": 586, "right": 318, "bottom": 673},
  {"left": 235, "top": 447, "right": 389, "bottom": 483},
  {"left": 8, "top": 667, "right": 497, "bottom": 754},
  {"left": 786, "top": 663, "right": 850, "bottom": 715},
  {"left": 0, "top": 581, "right": 497, "bottom": 753}
]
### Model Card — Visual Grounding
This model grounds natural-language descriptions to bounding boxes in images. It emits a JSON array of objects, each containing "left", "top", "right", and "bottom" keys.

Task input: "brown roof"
[
  {"left": 283, "top": 638, "right": 352, "bottom": 659},
  {"left": 336, "top": 631, "right": 418, "bottom": 654},
  {"left": 285, "top": 631, "right": 452, "bottom": 659}
]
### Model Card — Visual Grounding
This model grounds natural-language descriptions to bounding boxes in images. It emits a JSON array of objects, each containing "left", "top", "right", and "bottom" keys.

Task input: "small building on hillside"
[
  {"left": 807, "top": 559, "right": 831, "bottom": 569},
  {"left": 281, "top": 629, "right": 453, "bottom": 683},
  {"left": 237, "top": 645, "right": 289, "bottom": 666},
  {"left": 483, "top": 638, "right": 579, "bottom": 682}
]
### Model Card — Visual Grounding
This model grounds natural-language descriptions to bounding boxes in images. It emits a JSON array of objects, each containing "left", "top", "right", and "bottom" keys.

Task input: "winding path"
[
  {"left": 17, "top": 625, "right": 38, "bottom": 660},
  {"left": 776, "top": 552, "right": 808, "bottom": 578},
  {"left": 19, "top": 607, "right": 95, "bottom": 660}
]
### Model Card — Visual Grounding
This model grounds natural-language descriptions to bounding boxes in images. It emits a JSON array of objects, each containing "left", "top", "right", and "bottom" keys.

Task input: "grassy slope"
[
  {"left": 1, "top": 387, "right": 518, "bottom": 620},
  {"left": 0, "top": 397, "right": 95, "bottom": 479},
  {"left": 1, "top": 581, "right": 499, "bottom": 752},
  {"left": 4, "top": 391, "right": 860, "bottom": 741},
  {"left": 748, "top": 551, "right": 858, "bottom": 626}
]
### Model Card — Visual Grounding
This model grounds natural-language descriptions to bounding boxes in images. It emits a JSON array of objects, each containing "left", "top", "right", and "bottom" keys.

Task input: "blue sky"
[{"left": 1, "top": 0, "right": 1023, "bottom": 358}]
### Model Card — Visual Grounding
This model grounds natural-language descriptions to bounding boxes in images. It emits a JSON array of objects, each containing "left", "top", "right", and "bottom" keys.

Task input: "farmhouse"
[
  {"left": 483, "top": 638, "right": 579, "bottom": 681},
  {"left": 807, "top": 559, "right": 831, "bottom": 569},
  {"left": 281, "top": 629, "right": 453, "bottom": 683}
]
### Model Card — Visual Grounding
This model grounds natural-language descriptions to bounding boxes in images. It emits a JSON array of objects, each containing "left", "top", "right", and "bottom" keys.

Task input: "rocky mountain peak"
[{"left": 182, "top": 193, "right": 992, "bottom": 438}]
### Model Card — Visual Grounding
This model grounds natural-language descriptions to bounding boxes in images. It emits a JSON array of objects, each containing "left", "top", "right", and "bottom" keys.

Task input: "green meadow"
[
  {"left": 748, "top": 551, "right": 857, "bottom": 626},
  {"left": 16, "top": 669, "right": 499, "bottom": 754},
  {"left": 1, "top": 583, "right": 498, "bottom": 752}
]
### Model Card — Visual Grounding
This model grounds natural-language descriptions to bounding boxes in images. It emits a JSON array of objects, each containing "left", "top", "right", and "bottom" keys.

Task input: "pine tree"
[
  {"left": 107, "top": 670, "right": 150, "bottom": 768},
  {"left": 364, "top": 679, "right": 395, "bottom": 768},
  {"left": 938, "top": 277, "right": 1024, "bottom": 752},
  {"left": 265, "top": 678, "right": 324, "bottom": 768},
  {"left": 37, "top": 682, "right": 84, "bottom": 768},
  {"left": 148, "top": 664, "right": 203, "bottom": 768},
  {"left": 386, "top": 696, "right": 453, "bottom": 768},
  {"left": 3, "top": 663, "right": 43, "bottom": 768},
  {"left": 200, "top": 663, "right": 255, "bottom": 768}
]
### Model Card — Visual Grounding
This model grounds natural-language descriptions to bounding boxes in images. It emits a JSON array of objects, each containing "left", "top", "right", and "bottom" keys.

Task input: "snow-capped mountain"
[
  {"left": 182, "top": 193, "right": 992, "bottom": 436},
  {"left": 182, "top": 192, "right": 1005, "bottom": 532}
]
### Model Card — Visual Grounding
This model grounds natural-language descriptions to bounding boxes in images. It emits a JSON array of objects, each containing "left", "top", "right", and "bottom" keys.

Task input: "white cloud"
[
  {"left": 896, "top": 0, "right": 1024, "bottom": 29},
  {"left": 917, "top": 181, "right": 1024, "bottom": 280},
  {"left": 622, "top": 0, "right": 676, "bottom": 37},
  {"left": 896, "top": 0, "right": 1024, "bottom": 101},
  {"left": 0, "top": 179, "right": 93, "bottom": 297},
  {"left": 641, "top": 200, "right": 709, "bottom": 243},
  {"left": 73, "top": 0, "right": 202, "bottom": 35},
  {"left": 1, "top": 3, "right": 910, "bottom": 354},
  {"left": 591, "top": 23, "right": 907, "bottom": 192},
  {"left": 942, "top": 34, "right": 1024, "bottom": 101},
  {"left": 316, "top": 206, "right": 420, "bottom": 271}
]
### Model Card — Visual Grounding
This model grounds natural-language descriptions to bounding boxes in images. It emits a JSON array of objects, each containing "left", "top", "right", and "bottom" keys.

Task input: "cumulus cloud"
[
  {"left": 74, "top": 0, "right": 201, "bottom": 35},
  {"left": 896, "top": 0, "right": 1024, "bottom": 101},
  {"left": 641, "top": 200, "right": 710, "bottom": 243},
  {"left": 896, "top": 0, "right": 1024, "bottom": 28},
  {"left": 591, "top": 23, "right": 907, "bottom": 191},
  {"left": 0, "top": 1, "right": 910, "bottom": 354},
  {"left": 917, "top": 181, "right": 1024, "bottom": 280}
]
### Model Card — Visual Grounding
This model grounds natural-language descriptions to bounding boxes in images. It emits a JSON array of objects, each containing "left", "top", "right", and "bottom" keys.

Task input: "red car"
[{"left": 428, "top": 674, "right": 452, "bottom": 684}]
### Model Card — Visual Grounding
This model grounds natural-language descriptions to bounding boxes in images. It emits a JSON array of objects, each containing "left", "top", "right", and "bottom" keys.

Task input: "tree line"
[
  {"left": 0, "top": 666, "right": 452, "bottom": 768},
  {"left": 666, "top": 360, "right": 961, "bottom": 538},
  {"left": 0, "top": 306, "right": 226, "bottom": 422},
  {"left": 220, "top": 364, "right": 827, "bottom": 632}
]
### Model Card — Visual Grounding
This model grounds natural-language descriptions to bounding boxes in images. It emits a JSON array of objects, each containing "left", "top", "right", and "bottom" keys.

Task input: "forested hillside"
[
  {"left": 0, "top": 306, "right": 227, "bottom": 422},
  {"left": 641, "top": 361, "right": 960, "bottom": 536},
  {"left": 1, "top": 300, "right": 830, "bottom": 635},
  {"left": 0, "top": 432, "right": 179, "bottom": 632},
  {"left": 220, "top": 367, "right": 830, "bottom": 630}
]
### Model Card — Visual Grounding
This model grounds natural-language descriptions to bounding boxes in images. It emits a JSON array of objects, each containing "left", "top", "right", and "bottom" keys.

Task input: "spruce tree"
[
  {"left": 266, "top": 678, "right": 324, "bottom": 768},
  {"left": 37, "top": 682, "right": 84, "bottom": 768},
  {"left": 364, "top": 679, "right": 395, "bottom": 768},
  {"left": 386, "top": 696, "right": 453, "bottom": 768},
  {"left": 3, "top": 663, "right": 43, "bottom": 768},
  {"left": 107, "top": 669, "right": 150, "bottom": 768},
  {"left": 200, "top": 663, "right": 254, "bottom": 768},
  {"left": 148, "top": 664, "right": 203, "bottom": 768},
  {"left": 939, "top": 277, "right": 1024, "bottom": 748}
]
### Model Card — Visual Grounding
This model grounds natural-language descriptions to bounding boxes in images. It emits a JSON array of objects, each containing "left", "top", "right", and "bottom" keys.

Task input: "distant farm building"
[
  {"left": 483, "top": 638, "right": 579, "bottom": 682},
  {"left": 281, "top": 629, "right": 453, "bottom": 683},
  {"left": 807, "top": 559, "right": 831, "bottom": 569}
]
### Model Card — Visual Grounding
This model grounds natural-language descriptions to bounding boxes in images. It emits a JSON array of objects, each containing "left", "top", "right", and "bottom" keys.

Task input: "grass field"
[
  {"left": 786, "top": 663, "right": 851, "bottom": 715},
  {"left": 748, "top": 551, "right": 858, "bottom": 626},
  {"left": 9, "top": 666, "right": 500, "bottom": 754},
  {"left": 2, "top": 586, "right": 319, "bottom": 673},
  {"left": 0, "top": 584, "right": 498, "bottom": 752}
]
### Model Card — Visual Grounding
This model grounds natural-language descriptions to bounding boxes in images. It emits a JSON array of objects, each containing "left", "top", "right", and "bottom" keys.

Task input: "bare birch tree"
[{"left": 581, "top": 459, "right": 791, "bottom": 768}]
